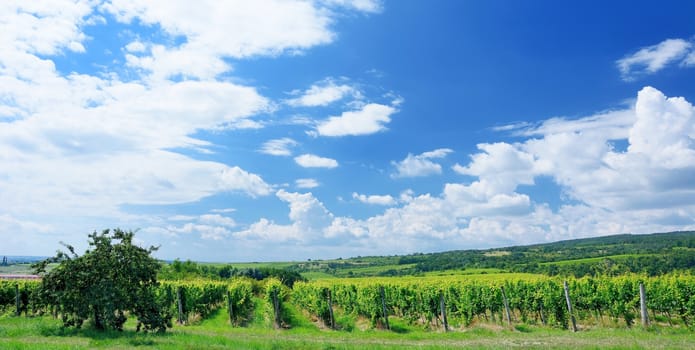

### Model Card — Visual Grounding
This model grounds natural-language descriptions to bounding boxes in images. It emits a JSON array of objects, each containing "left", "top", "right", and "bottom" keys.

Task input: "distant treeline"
[
  {"left": 159, "top": 232, "right": 695, "bottom": 280},
  {"left": 291, "top": 231, "right": 695, "bottom": 278},
  {"left": 158, "top": 259, "right": 305, "bottom": 287},
  {"left": 398, "top": 231, "right": 695, "bottom": 277}
]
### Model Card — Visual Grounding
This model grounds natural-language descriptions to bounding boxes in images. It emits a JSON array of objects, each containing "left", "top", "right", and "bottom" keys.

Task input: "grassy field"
[{"left": 1, "top": 310, "right": 693, "bottom": 349}]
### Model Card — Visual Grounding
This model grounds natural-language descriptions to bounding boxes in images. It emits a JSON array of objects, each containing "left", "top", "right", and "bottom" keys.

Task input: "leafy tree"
[{"left": 33, "top": 229, "right": 170, "bottom": 332}]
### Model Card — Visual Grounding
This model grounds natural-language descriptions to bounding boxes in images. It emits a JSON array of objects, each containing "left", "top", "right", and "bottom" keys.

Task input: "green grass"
[{"left": 1, "top": 314, "right": 694, "bottom": 349}]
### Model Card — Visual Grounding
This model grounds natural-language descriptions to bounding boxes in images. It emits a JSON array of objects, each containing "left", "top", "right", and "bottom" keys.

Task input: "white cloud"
[
  {"left": 0, "top": 0, "right": 94, "bottom": 56},
  {"left": 231, "top": 86, "right": 695, "bottom": 254},
  {"left": 315, "top": 103, "right": 396, "bottom": 137},
  {"left": 321, "top": 0, "right": 383, "bottom": 13},
  {"left": 102, "top": 0, "right": 378, "bottom": 81},
  {"left": 352, "top": 192, "right": 396, "bottom": 206},
  {"left": 154, "top": 213, "right": 238, "bottom": 241},
  {"left": 294, "top": 154, "right": 339, "bottom": 168},
  {"left": 392, "top": 148, "right": 453, "bottom": 178},
  {"left": 453, "top": 143, "right": 542, "bottom": 195},
  {"left": 210, "top": 208, "right": 236, "bottom": 214},
  {"left": 617, "top": 38, "right": 694, "bottom": 80},
  {"left": 286, "top": 78, "right": 359, "bottom": 107},
  {"left": 296, "top": 178, "right": 320, "bottom": 189},
  {"left": 260, "top": 138, "right": 298, "bottom": 156},
  {"left": 234, "top": 190, "right": 333, "bottom": 242}
]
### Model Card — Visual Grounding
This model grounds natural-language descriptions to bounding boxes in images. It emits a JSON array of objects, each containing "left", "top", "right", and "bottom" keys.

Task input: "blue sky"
[{"left": 1, "top": 0, "right": 695, "bottom": 262}]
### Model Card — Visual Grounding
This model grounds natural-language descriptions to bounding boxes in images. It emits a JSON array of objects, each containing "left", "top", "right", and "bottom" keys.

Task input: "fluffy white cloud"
[
  {"left": 392, "top": 148, "right": 453, "bottom": 178},
  {"left": 0, "top": 0, "right": 94, "bottom": 56},
  {"left": 230, "top": 86, "right": 695, "bottom": 255},
  {"left": 315, "top": 103, "right": 396, "bottom": 136},
  {"left": 150, "top": 213, "right": 238, "bottom": 241},
  {"left": 0, "top": 1, "right": 362, "bottom": 247},
  {"left": 321, "top": 0, "right": 382, "bottom": 13},
  {"left": 103, "top": 0, "right": 356, "bottom": 80},
  {"left": 286, "top": 78, "right": 359, "bottom": 107},
  {"left": 294, "top": 154, "right": 339, "bottom": 168},
  {"left": 523, "top": 86, "right": 695, "bottom": 211},
  {"left": 234, "top": 190, "right": 333, "bottom": 242},
  {"left": 352, "top": 192, "right": 396, "bottom": 206},
  {"left": 260, "top": 138, "right": 298, "bottom": 156},
  {"left": 296, "top": 178, "right": 320, "bottom": 189},
  {"left": 453, "top": 143, "right": 541, "bottom": 194},
  {"left": 617, "top": 38, "right": 694, "bottom": 80}
]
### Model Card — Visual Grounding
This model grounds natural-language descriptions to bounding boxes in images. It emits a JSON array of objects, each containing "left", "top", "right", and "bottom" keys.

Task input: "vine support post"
[
  {"left": 272, "top": 288, "right": 281, "bottom": 328},
  {"left": 379, "top": 286, "right": 390, "bottom": 330},
  {"left": 501, "top": 286, "right": 512, "bottom": 326},
  {"left": 176, "top": 286, "right": 184, "bottom": 325},
  {"left": 439, "top": 291, "right": 449, "bottom": 332},
  {"left": 563, "top": 281, "right": 578, "bottom": 332},
  {"left": 326, "top": 289, "right": 335, "bottom": 329},
  {"left": 639, "top": 282, "right": 649, "bottom": 327},
  {"left": 227, "top": 290, "right": 234, "bottom": 326},
  {"left": 15, "top": 283, "right": 20, "bottom": 317}
]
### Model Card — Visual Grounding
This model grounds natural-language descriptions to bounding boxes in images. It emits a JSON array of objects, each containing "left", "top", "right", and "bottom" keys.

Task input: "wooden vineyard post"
[
  {"left": 640, "top": 283, "right": 650, "bottom": 327},
  {"left": 326, "top": 289, "right": 335, "bottom": 329},
  {"left": 563, "top": 281, "right": 578, "bottom": 332},
  {"left": 15, "top": 283, "right": 20, "bottom": 317},
  {"left": 176, "top": 286, "right": 184, "bottom": 325},
  {"left": 501, "top": 286, "right": 512, "bottom": 326},
  {"left": 379, "top": 286, "right": 390, "bottom": 330},
  {"left": 227, "top": 290, "right": 234, "bottom": 326},
  {"left": 439, "top": 292, "right": 449, "bottom": 332},
  {"left": 539, "top": 303, "right": 547, "bottom": 326},
  {"left": 272, "top": 289, "right": 281, "bottom": 328}
]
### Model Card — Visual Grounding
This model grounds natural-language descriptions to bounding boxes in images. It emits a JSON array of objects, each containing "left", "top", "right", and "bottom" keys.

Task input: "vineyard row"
[{"left": 1, "top": 275, "right": 693, "bottom": 330}]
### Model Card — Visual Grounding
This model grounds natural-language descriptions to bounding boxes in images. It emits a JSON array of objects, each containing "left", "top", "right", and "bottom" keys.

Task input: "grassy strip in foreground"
[{"left": 1, "top": 310, "right": 694, "bottom": 350}]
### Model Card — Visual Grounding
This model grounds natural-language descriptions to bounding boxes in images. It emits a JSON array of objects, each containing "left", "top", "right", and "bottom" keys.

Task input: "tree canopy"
[{"left": 33, "top": 229, "right": 170, "bottom": 332}]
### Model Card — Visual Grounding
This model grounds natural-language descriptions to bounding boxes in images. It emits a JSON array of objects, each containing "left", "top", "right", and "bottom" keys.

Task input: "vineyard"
[{"left": 2, "top": 274, "right": 694, "bottom": 333}]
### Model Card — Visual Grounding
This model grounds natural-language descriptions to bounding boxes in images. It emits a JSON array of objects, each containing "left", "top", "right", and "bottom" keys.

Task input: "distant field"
[
  {"left": 538, "top": 254, "right": 649, "bottom": 266},
  {"left": 0, "top": 263, "right": 36, "bottom": 275}
]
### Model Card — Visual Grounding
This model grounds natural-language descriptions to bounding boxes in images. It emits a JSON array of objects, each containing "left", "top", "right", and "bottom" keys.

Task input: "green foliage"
[
  {"left": 158, "top": 260, "right": 305, "bottom": 287},
  {"left": 32, "top": 229, "right": 170, "bottom": 332},
  {"left": 292, "top": 275, "right": 695, "bottom": 330}
]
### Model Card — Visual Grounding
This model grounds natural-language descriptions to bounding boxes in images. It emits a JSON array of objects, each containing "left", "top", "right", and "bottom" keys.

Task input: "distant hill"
[{"left": 291, "top": 231, "right": 695, "bottom": 278}]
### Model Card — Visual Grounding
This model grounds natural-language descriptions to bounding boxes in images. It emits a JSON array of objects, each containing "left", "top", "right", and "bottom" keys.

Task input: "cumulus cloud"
[
  {"left": 315, "top": 103, "right": 397, "bottom": 137},
  {"left": 294, "top": 154, "right": 339, "bottom": 168},
  {"left": 0, "top": 0, "right": 383, "bottom": 251},
  {"left": 260, "top": 138, "right": 298, "bottom": 156},
  {"left": 229, "top": 86, "right": 695, "bottom": 255},
  {"left": 155, "top": 213, "right": 238, "bottom": 241},
  {"left": 234, "top": 190, "right": 333, "bottom": 242},
  {"left": 392, "top": 148, "right": 453, "bottom": 178},
  {"left": 352, "top": 192, "right": 396, "bottom": 206},
  {"left": 286, "top": 78, "right": 359, "bottom": 107},
  {"left": 617, "top": 38, "right": 694, "bottom": 81},
  {"left": 296, "top": 178, "right": 320, "bottom": 189},
  {"left": 102, "top": 0, "right": 379, "bottom": 81}
]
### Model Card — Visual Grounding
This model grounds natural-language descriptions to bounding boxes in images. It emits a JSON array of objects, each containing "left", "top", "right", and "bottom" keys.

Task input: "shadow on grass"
[{"left": 38, "top": 321, "right": 172, "bottom": 345}]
